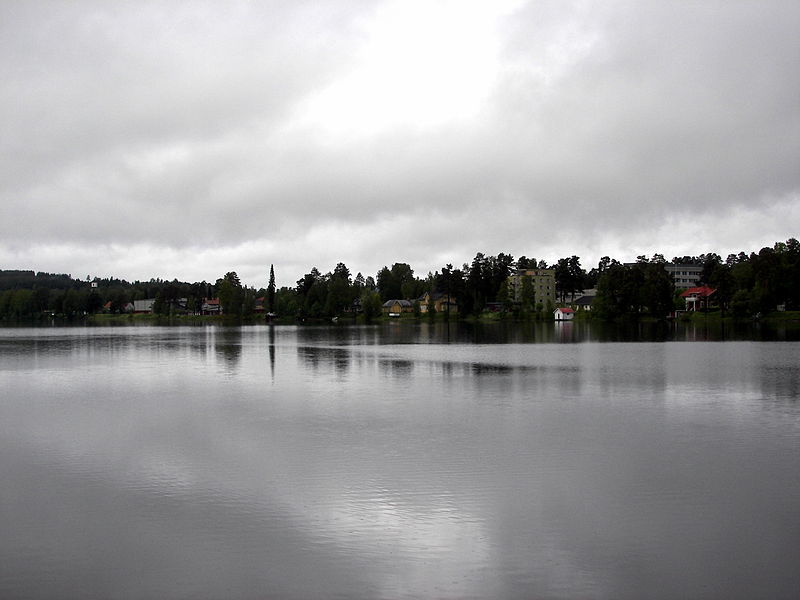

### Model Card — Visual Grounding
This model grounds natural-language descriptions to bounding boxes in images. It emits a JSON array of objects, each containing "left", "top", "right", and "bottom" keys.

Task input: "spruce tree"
[{"left": 267, "top": 265, "right": 276, "bottom": 314}]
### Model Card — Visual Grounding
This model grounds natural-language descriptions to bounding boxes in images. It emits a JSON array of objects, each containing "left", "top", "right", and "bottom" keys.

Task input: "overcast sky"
[{"left": 2, "top": 1, "right": 798, "bottom": 288}]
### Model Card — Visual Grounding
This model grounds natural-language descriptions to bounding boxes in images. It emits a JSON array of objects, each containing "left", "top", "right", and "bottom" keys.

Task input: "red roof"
[
  {"left": 557, "top": 307, "right": 575, "bottom": 313},
  {"left": 680, "top": 286, "right": 716, "bottom": 298}
]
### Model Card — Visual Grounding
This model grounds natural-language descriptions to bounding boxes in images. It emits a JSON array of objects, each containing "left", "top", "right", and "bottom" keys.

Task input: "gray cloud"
[{"left": 1, "top": 1, "right": 797, "bottom": 286}]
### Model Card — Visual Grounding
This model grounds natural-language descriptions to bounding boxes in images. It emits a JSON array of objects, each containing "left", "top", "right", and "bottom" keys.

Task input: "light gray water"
[{"left": 1, "top": 323, "right": 798, "bottom": 599}]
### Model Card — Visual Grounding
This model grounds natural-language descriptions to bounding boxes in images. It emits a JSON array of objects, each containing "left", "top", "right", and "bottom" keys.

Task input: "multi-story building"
[
  {"left": 624, "top": 263, "right": 703, "bottom": 289},
  {"left": 663, "top": 264, "right": 702, "bottom": 288},
  {"left": 507, "top": 268, "right": 556, "bottom": 308}
]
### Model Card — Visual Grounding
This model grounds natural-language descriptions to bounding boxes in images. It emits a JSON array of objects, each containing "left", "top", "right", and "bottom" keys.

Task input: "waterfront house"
[
  {"left": 201, "top": 298, "right": 221, "bottom": 315},
  {"left": 572, "top": 289, "right": 596, "bottom": 312},
  {"left": 680, "top": 286, "right": 716, "bottom": 312},
  {"left": 132, "top": 299, "right": 155, "bottom": 314},
  {"left": 572, "top": 295, "right": 594, "bottom": 311},
  {"left": 346, "top": 297, "right": 363, "bottom": 314},
  {"left": 417, "top": 291, "right": 458, "bottom": 313},
  {"left": 382, "top": 299, "right": 413, "bottom": 317},
  {"left": 102, "top": 300, "right": 134, "bottom": 313},
  {"left": 554, "top": 307, "right": 575, "bottom": 321}
]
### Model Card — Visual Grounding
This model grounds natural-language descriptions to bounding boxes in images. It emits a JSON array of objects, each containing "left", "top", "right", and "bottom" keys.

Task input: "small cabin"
[{"left": 554, "top": 307, "right": 575, "bottom": 321}]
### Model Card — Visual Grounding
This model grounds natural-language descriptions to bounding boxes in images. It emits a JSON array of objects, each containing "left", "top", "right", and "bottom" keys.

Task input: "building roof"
[
  {"left": 419, "top": 291, "right": 444, "bottom": 300},
  {"left": 680, "top": 286, "right": 716, "bottom": 298},
  {"left": 382, "top": 299, "right": 412, "bottom": 308},
  {"left": 555, "top": 307, "right": 575, "bottom": 313},
  {"left": 513, "top": 268, "right": 555, "bottom": 276},
  {"left": 418, "top": 291, "right": 457, "bottom": 302}
]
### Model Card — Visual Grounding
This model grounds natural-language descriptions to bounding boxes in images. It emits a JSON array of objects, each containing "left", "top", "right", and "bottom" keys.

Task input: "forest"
[{"left": 0, "top": 238, "right": 798, "bottom": 322}]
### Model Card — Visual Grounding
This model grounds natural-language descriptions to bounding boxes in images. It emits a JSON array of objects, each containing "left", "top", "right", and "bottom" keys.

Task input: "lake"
[{"left": 1, "top": 321, "right": 798, "bottom": 599}]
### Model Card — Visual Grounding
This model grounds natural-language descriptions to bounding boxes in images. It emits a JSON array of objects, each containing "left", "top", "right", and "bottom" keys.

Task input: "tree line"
[
  {"left": 1, "top": 238, "right": 797, "bottom": 321},
  {"left": 0, "top": 269, "right": 272, "bottom": 320}
]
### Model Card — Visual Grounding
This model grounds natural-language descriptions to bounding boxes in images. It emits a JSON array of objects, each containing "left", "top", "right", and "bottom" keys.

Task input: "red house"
[
  {"left": 201, "top": 298, "right": 221, "bottom": 315},
  {"left": 680, "top": 286, "right": 716, "bottom": 312}
]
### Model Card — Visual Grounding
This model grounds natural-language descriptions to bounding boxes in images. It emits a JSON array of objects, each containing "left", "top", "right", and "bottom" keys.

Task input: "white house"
[
  {"left": 554, "top": 307, "right": 575, "bottom": 321},
  {"left": 132, "top": 299, "right": 156, "bottom": 313}
]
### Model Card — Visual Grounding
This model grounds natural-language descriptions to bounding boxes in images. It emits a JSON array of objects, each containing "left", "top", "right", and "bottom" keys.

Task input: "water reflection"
[
  {"left": 213, "top": 327, "right": 242, "bottom": 372},
  {"left": 298, "top": 345, "right": 351, "bottom": 377},
  {"left": 378, "top": 358, "right": 414, "bottom": 378},
  {"left": 268, "top": 325, "right": 276, "bottom": 380},
  {"left": 281, "top": 319, "right": 800, "bottom": 346},
  {"left": 1, "top": 325, "right": 799, "bottom": 599},
  {"left": 671, "top": 319, "right": 800, "bottom": 342},
  {"left": 469, "top": 362, "right": 516, "bottom": 375},
  {"left": 760, "top": 364, "right": 799, "bottom": 402}
]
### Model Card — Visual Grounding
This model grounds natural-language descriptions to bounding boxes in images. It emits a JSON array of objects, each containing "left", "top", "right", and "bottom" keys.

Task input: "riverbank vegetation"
[{"left": 1, "top": 238, "right": 797, "bottom": 324}]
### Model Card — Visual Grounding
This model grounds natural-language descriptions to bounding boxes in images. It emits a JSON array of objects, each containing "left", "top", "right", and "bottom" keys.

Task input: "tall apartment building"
[
  {"left": 663, "top": 264, "right": 702, "bottom": 288},
  {"left": 507, "top": 269, "right": 556, "bottom": 307},
  {"left": 624, "top": 263, "right": 703, "bottom": 289}
]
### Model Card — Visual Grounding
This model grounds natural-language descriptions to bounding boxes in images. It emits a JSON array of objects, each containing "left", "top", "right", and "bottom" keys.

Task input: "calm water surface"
[{"left": 1, "top": 322, "right": 798, "bottom": 599}]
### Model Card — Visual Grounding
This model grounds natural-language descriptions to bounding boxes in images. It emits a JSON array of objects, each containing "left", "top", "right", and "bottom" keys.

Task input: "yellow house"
[
  {"left": 382, "top": 299, "right": 413, "bottom": 316},
  {"left": 418, "top": 292, "right": 458, "bottom": 313}
]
